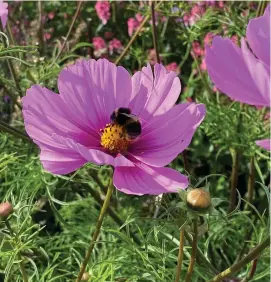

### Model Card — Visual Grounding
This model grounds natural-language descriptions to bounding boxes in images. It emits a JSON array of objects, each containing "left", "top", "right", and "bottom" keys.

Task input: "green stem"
[
  {"left": 54, "top": 1, "right": 83, "bottom": 62},
  {"left": 184, "top": 231, "right": 219, "bottom": 275},
  {"left": 75, "top": 178, "right": 114, "bottom": 282},
  {"left": 185, "top": 219, "right": 198, "bottom": 282},
  {"left": 174, "top": 229, "right": 185, "bottom": 282},
  {"left": 207, "top": 236, "right": 270, "bottom": 282},
  {"left": 247, "top": 156, "right": 255, "bottom": 205},
  {"left": 151, "top": 1, "right": 160, "bottom": 64},
  {"left": 240, "top": 259, "right": 258, "bottom": 282},
  {"left": 0, "top": 23, "right": 23, "bottom": 98},
  {"left": 37, "top": 1, "right": 45, "bottom": 56},
  {"left": 0, "top": 120, "right": 32, "bottom": 143},
  {"left": 229, "top": 149, "right": 241, "bottom": 212},
  {"left": 115, "top": 1, "right": 163, "bottom": 65}
]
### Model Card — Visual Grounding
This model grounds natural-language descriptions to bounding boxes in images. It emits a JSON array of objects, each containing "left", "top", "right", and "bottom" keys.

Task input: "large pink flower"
[
  {"left": 22, "top": 59, "right": 205, "bottom": 195},
  {"left": 206, "top": 5, "right": 270, "bottom": 151},
  {"left": 0, "top": 1, "right": 8, "bottom": 29}
]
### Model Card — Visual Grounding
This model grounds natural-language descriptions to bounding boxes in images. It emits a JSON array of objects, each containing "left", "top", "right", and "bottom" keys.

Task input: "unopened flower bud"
[
  {"left": 0, "top": 202, "right": 13, "bottom": 218},
  {"left": 81, "top": 272, "right": 90, "bottom": 281},
  {"left": 187, "top": 189, "right": 211, "bottom": 210}
]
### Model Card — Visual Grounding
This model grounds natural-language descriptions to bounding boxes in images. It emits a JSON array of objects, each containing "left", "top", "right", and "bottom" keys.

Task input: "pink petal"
[
  {"left": 113, "top": 162, "right": 188, "bottom": 195},
  {"left": 205, "top": 36, "right": 269, "bottom": 106},
  {"left": 58, "top": 59, "right": 132, "bottom": 131},
  {"left": 246, "top": 5, "right": 270, "bottom": 66},
  {"left": 256, "top": 139, "right": 270, "bottom": 151},
  {"left": 40, "top": 146, "right": 87, "bottom": 174},
  {"left": 53, "top": 134, "right": 135, "bottom": 167},
  {"left": 129, "top": 63, "right": 181, "bottom": 124},
  {"left": 241, "top": 38, "right": 270, "bottom": 106},
  {"left": 22, "top": 86, "right": 100, "bottom": 148},
  {"left": 129, "top": 103, "right": 206, "bottom": 167}
]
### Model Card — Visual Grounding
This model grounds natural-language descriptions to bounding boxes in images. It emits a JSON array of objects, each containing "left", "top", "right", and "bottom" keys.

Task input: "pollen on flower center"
[{"left": 100, "top": 123, "right": 131, "bottom": 154}]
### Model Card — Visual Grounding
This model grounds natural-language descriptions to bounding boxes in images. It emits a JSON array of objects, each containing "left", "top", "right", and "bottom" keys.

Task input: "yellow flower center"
[{"left": 100, "top": 123, "right": 131, "bottom": 154}]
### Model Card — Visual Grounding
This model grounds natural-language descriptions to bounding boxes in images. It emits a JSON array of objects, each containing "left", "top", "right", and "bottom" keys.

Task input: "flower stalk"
[
  {"left": 185, "top": 219, "right": 198, "bottom": 282},
  {"left": 247, "top": 156, "right": 255, "bottom": 205},
  {"left": 207, "top": 236, "right": 270, "bottom": 282},
  {"left": 174, "top": 228, "right": 185, "bottom": 282},
  {"left": 115, "top": 1, "right": 163, "bottom": 65},
  {"left": 76, "top": 177, "right": 115, "bottom": 282},
  {"left": 151, "top": 1, "right": 160, "bottom": 64}
]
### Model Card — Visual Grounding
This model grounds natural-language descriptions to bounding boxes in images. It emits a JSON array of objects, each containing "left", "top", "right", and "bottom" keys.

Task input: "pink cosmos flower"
[
  {"left": 95, "top": 1, "right": 111, "bottom": 25},
  {"left": 206, "top": 5, "right": 270, "bottom": 150},
  {"left": 22, "top": 59, "right": 206, "bottom": 195},
  {"left": 192, "top": 41, "right": 204, "bottom": 57},
  {"left": 166, "top": 62, "right": 181, "bottom": 75},
  {"left": 108, "top": 38, "right": 123, "bottom": 54},
  {"left": 0, "top": 1, "right": 8, "bottom": 29},
  {"left": 127, "top": 18, "right": 139, "bottom": 37},
  {"left": 256, "top": 139, "right": 270, "bottom": 151},
  {"left": 204, "top": 32, "right": 215, "bottom": 46},
  {"left": 93, "top": 37, "right": 106, "bottom": 50}
]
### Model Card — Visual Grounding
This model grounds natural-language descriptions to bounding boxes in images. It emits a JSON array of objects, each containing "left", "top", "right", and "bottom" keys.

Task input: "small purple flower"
[
  {"left": 22, "top": 59, "right": 206, "bottom": 195},
  {"left": 206, "top": 5, "right": 270, "bottom": 151},
  {"left": 0, "top": 1, "right": 8, "bottom": 29}
]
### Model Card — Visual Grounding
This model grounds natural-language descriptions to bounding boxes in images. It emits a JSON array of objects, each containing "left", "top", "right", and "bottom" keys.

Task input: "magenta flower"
[
  {"left": 92, "top": 37, "right": 106, "bottom": 50},
  {"left": 166, "top": 62, "right": 181, "bottom": 75},
  {"left": 22, "top": 59, "right": 205, "bottom": 195},
  {"left": 127, "top": 18, "right": 139, "bottom": 37},
  {"left": 256, "top": 139, "right": 270, "bottom": 151},
  {"left": 206, "top": 5, "right": 270, "bottom": 150},
  {"left": 0, "top": 1, "right": 8, "bottom": 29},
  {"left": 95, "top": 1, "right": 111, "bottom": 25},
  {"left": 108, "top": 38, "right": 123, "bottom": 54}
]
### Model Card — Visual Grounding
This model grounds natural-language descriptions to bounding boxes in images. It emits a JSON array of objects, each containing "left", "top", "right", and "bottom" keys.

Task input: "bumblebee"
[{"left": 110, "top": 107, "right": 141, "bottom": 140}]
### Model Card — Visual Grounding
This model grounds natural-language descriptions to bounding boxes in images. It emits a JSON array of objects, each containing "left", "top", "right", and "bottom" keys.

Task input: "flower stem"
[
  {"left": 247, "top": 156, "right": 255, "bottom": 205},
  {"left": 115, "top": 1, "right": 163, "bottom": 65},
  {"left": 184, "top": 230, "right": 218, "bottom": 275},
  {"left": 207, "top": 236, "right": 270, "bottom": 282},
  {"left": 75, "top": 178, "right": 114, "bottom": 282},
  {"left": 185, "top": 219, "right": 198, "bottom": 282},
  {"left": 54, "top": 1, "right": 83, "bottom": 63},
  {"left": 151, "top": 1, "right": 160, "bottom": 64},
  {"left": 229, "top": 149, "right": 241, "bottom": 212},
  {"left": 174, "top": 229, "right": 185, "bottom": 282},
  {"left": 0, "top": 23, "right": 24, "bottom": 98},
  {"left": 37, "top": 1, "right": 45, "bottom": 56},
  {"left": 0, "top": 120, "right": 32, "bottom": 143}
]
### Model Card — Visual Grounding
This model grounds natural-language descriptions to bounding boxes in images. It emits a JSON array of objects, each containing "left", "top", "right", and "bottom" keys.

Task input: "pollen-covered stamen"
[{"left": 100, "top": 123, "right": 131, "bottom": 154}]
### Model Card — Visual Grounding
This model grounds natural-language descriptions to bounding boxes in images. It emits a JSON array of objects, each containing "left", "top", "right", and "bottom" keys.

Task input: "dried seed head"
[
  {"left": 187, "top": 189, "right": 211, "bottom": 210},
  {"left": 0, "top": 202, "right": 14, "bottom": 218}
]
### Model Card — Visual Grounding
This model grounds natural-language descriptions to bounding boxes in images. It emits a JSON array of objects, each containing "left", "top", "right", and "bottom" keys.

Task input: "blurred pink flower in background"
[
  {"left": 48, "top": 11, "right": 55, "bottom": 20},
  {"left": 127, "top": 17, "right": 139, "bottom": 37},
  {"left": 22, "top": 59, "right": 206, "bottom": 195},
  {"left": 0, "top": 1, "right": 8, "bottom": 29},
  {"left": 93, "top": 37, "right": 107, "bottom": 58},
  {"left": 206, "top": 5, "right": 270, "bottom": 150},
  {"left": 93, "top": 36, "right": 106, "bottom": 50},
  {"left": 95, "top": 0, "right": 111, "bottom": 25},
  {"left": 135, "top": 13, "right": 143, "bottom": 23},
  {"left": 192, "top": 41, "right": 204, "bottom": 57},
  {"left": 231, "top": 35, "right": 239, "bottom": 45},
  {"left": 148, "top": 49, "right": 163, "bottom": 65},
  {"left": 44, "top": 32, "right": 52, "bottom": 41},
  {"left": 109, "top": 38, "right": 123, "bottom": 54},
  {"left": 204, "top": 32, "right": 215, "bottom": 46},
  {"left": 166, "top": 62, "right": 181, "bottom": 75}
]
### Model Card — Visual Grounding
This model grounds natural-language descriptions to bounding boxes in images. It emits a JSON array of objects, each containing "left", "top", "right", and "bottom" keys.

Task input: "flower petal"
[
  {"left": 53, "top": 134, "right": 135, "bottom": 167},
  {"left": 256, "top": 139, "right": 270, "bottom": 151},
  {"left": 205, "top": 36, "right": 269, "bottom": 106},
  {"left": 40, "top": 146, "right": 87, "bottom": 174},
  {"left": 22, "top": 86, "right": 100, "bottom": 148},
  {"left": 241, "top": 38, "right": 270, "bottom": 106},
  {"left": 129, "top": 103, "right": 206, "bottom": 167},
  {"left": 58, "top": 59, "right": 132, "bottom": 131},
  {"left": 129, "top": 63, "right": 181, "bottom": 123},
  {"left": 113, "top": 162, "right": 188, "bottom": 195},
  {"left": 246, "top": 4, "right": 270, "bottom": 66}
]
